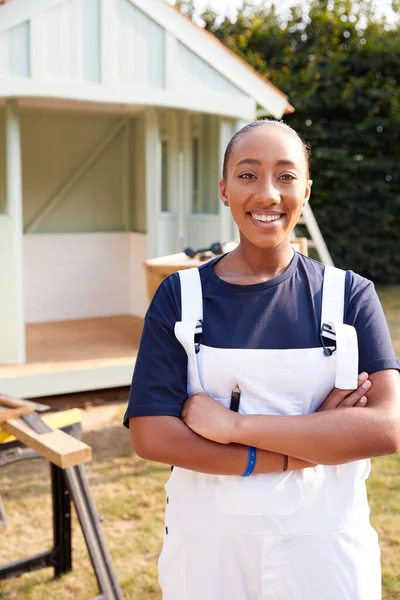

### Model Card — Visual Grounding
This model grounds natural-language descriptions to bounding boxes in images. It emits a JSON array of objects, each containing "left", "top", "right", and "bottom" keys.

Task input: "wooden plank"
[
  {"left": 0, "top": 407, "right": 82, "bottom": 445},
  {"left": 0, "top": 404, "right": 35, "bottom": 424},
  {"left": 0, "top": 394, "right": 36, "bottom": 409},
  {"left": 2, "top": 417, "right": 92, "bottom": 469},
  {"left": 0, "top": 393, "right": 49, "bottom": 413}
]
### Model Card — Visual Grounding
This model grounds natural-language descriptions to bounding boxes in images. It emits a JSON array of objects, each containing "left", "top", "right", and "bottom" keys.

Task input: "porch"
[{"left": 0, "top": 316, "right": 143, "bottom": 399}]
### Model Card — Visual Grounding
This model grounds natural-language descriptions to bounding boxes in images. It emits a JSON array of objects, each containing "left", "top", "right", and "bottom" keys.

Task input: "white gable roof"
[
  {"left": 0, "top": 0, "right": 293, "bottom": 119},
  {"left": 137, "top": 0, "right": 293, "bottom": 118}
]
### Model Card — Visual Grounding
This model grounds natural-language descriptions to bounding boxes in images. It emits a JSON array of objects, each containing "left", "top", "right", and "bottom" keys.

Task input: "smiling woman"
[
  {"left": 124, "top": 119, "right": 400, "bottom": 600},
  {"left": 217, "top": 120, "right": 312, "bottom": 281}
]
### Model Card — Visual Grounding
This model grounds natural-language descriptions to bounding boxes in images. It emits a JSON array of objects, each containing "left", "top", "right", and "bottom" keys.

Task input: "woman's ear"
[
  {"left": 219, "top": 179, "right": 229, "bottom": 207},
  {"left": 303, "top": 180, "right": 313, "bottom": 206}
]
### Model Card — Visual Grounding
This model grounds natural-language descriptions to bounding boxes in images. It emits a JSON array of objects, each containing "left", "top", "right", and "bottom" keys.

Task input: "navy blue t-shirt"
[{"left": 124, "top": 252, "right": 399, "bottom": 426}]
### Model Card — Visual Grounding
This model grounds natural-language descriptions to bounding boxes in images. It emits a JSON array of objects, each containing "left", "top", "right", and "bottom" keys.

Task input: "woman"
[{"left": 124, "top": 120, "right": 400, "bottom": 599}]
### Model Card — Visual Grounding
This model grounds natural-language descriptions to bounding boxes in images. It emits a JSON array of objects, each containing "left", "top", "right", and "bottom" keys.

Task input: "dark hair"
[{"left": 222, "top": 119, "right": 311, "bottom": 180}]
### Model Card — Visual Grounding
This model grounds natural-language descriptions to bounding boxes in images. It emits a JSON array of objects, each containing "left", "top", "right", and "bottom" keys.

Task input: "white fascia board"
[
  {"left": 0, "top": 77, "right": 257, "bottom": 120},
  {"left": 131, "top": 0, "right": 289, "bottom": 118},
  {"left": 0, "top": 0, "right": 66, "bottom": 33},
  {"left": 0, "top": 0, "right": 288, "bottom": 116},
  {"left": 0, "top": 360, "right": 135, "bottom": 398}
]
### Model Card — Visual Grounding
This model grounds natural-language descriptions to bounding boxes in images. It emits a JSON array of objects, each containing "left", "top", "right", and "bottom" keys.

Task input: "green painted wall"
[
  {"left": 129, "top": 117, "right": 146, "bottom": 233},
  {"left": 200, "top": 114, "right": 219, "bottom": 215},
  {"left": 21, "top": 110, "right": 127, "bottom": 233}
]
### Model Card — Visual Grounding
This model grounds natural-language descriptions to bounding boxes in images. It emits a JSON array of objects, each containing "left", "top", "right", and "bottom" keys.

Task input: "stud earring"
[{"left": 224, "top": 201, "right": 229, "bottom": 206}]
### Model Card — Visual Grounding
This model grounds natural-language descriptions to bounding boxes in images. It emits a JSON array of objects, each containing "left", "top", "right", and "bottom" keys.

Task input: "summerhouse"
[{"left": 0, "top": 0, "right": 294, "bottom": 398}]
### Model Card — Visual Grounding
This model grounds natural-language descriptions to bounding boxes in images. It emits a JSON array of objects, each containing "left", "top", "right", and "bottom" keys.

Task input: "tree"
[{"left": 177, "top": 0, "right": 400, "bottom": 282}]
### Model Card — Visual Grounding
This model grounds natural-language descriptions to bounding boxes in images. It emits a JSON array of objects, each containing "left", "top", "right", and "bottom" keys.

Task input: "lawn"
[{"left": 0, "top": 286, "right": 399, "bottom": 600}]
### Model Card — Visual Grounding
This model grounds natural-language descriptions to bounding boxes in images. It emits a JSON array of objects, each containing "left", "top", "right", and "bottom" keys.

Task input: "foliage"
[{"left": 178, "top": 0, "right": 400, "bottom": 283}]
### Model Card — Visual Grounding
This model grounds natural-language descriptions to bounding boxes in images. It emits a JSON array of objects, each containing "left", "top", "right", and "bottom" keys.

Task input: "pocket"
[
  {"left": 214, "top": 470, "right": 304, "bottom": 517},
  {"left": 211, "top": 390, "right": 304, "bottom": 418}
]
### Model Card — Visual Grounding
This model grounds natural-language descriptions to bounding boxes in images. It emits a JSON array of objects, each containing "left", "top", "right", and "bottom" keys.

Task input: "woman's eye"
[
  {"left": 239, "top": 172, "right": 255, "bottom": 180},
  {"left": 278, "top": 173, "right": 296, "bottom": 181}
]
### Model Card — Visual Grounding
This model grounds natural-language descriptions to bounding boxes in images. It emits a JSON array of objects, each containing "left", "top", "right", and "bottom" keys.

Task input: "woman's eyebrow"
[
  {"left": 276, "top": 159, "right": 298, "bottom": 168},
  {"left": 234, "top": 158, "right": 262, "bottom": 167},
  {"left": 234, "top": 158, "right": 298, "bottom": 168}
]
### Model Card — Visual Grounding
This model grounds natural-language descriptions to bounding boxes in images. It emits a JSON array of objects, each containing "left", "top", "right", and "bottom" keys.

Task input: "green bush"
[{"left": 178, "top": 0, "right": 400, "bottom": 282}]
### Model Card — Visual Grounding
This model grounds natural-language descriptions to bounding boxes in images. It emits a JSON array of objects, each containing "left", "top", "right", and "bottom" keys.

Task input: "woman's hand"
[
  {"left": 182, "top": 373, "right": 372, "bottom": 448},
  {"left": 317, "top": 372, "right": 371, "bottom": 411},
  {"left": 182, "top": 393, "right": 238, "bottom": 444}
]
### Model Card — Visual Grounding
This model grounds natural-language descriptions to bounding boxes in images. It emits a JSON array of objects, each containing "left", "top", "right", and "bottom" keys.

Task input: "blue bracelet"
[{"left": 241, "top": 446, "right": 257, "bottom": 477}]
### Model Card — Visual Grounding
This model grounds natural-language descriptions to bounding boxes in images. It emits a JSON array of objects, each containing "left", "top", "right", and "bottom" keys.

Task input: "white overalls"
[{"left": 158, "top": 264, "right": 381, "bottom": 600}]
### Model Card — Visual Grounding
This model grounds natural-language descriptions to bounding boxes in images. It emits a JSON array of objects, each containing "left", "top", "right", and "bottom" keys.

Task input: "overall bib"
[{"left": 158, "top": 264, "right": 381, "bottom": 600}]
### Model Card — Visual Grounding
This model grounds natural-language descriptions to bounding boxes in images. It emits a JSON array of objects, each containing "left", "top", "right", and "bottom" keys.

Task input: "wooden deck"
[{"left": 0, "top": 317, "right": 143, "bottom": 399}]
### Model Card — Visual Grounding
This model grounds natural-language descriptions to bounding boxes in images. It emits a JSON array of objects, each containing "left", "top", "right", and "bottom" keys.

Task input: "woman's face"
[{"left": 219, "top": 126, "right": 312, "bottom": 250}]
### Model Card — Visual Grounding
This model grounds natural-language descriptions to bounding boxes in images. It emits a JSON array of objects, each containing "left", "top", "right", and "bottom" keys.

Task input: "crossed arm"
[
  {"left": 182, "top": 370, "right": 400, "bottom": 465},
  {"left": 130, "top": 370, "right": 400, "bottom": 474}
]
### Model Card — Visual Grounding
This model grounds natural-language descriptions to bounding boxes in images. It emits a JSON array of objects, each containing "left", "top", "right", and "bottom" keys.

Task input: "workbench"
[{"left": 0, "top": 395, "right": 124, "bottom": 600}]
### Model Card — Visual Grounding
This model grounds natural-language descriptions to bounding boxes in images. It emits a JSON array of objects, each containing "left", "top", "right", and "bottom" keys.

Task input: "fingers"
[
  {"left": 318, "top": 372, "right": 370, "bottom": 411},
  {"left": 355, "top": 396, "right": 368, "bottom": 407},
  {"left": 338, "top": 378, "right": 371, "bottom": 408},
  {"left": 357, "top": 372, "right": 369, "bottom": 385},
  {"left": 181, "top": 393, "right": 207, "bottom": 423},
  {"left": 181, "top": 396, "right": 193, "bottom": 421}
]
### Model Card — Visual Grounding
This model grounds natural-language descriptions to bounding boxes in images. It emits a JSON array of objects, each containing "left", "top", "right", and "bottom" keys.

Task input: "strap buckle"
[
  {"left": 194, "top": 320, "right": 203, "bottom": 354},
  {"left": 320, "top": 323, "right": 336, "bottom": 356}
]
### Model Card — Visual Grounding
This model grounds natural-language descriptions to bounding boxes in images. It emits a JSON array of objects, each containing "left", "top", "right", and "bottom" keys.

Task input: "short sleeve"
[
  {"left": 345, "top": 272, "right": 400, "bottom": 375},
  {"left": 123, "top": 274, "right": 188, "bottom": 427}
]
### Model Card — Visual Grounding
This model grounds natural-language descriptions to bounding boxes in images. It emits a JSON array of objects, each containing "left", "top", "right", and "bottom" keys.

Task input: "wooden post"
[
  {"left": 219, "top": 118, "right": 235, "bottom": 243},
  {"left": 144, "top": 107, "right": 161, "bottom": 258},
  {"left": 0, "top": 100, "right": 26, "bottom": 364},
  {"left": 302, "top": 203, "right": 334, "bottom": 266}
]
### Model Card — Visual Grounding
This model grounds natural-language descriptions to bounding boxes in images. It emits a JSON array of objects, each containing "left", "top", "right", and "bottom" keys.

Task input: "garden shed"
[{"left": 0, "top": 0, "right": 293, "bottom": 398}]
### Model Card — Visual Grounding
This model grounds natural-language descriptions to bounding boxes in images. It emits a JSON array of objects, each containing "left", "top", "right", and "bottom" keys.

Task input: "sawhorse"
[{"left": 0, "top": 398, "right": 124, "bottom": 600}]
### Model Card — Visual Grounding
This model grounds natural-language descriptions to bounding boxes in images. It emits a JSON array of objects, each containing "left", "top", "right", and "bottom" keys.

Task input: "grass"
[
  {"left": 0, "top": 421, "right": 169, "bottom": 600},
  {"left": 0, "top": 286, "right": 399, "bottom": 600},
  {"left": 377, "top": 285, "right": 400, "bottom": 356}
]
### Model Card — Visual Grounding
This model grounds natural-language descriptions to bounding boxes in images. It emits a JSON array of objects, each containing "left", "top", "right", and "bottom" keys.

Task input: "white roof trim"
[
  {"left": 133, "top": 0, "right": 289, "bottom": 118},
  {"left": 0, "top": 0, "right": 290, "bottom": 118},
  {"left": 0, "top": 77, "right": 257, "bottom": 120}
]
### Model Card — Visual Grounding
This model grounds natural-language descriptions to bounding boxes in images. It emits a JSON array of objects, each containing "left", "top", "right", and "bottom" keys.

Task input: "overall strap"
[
  {"left": 174, "top": 268, "right": 203, "bottom": 396},
  {"left": 179, "top": 267, "right": 203, "bottom": 323},
  {"left": 321, "top": 265, "right": 345, "bottom": 326},
  {"left": 321, "top": 266, "right": 359, "bottom": 390}
]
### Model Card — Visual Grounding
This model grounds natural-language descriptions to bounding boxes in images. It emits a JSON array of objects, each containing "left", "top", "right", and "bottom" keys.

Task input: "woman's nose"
[{"left": 255, "top": 179, "right": 281, "bottom": 203}]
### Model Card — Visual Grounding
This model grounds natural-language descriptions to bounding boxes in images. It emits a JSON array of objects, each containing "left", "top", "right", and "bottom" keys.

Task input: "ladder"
[{"left": 295, "top": 203, "right": 334, "bottom": 266}]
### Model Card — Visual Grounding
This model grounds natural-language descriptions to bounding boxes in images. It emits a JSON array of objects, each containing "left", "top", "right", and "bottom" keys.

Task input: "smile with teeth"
[{"left": 250, "top": 213, "right": 283, "bottom": 222}]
